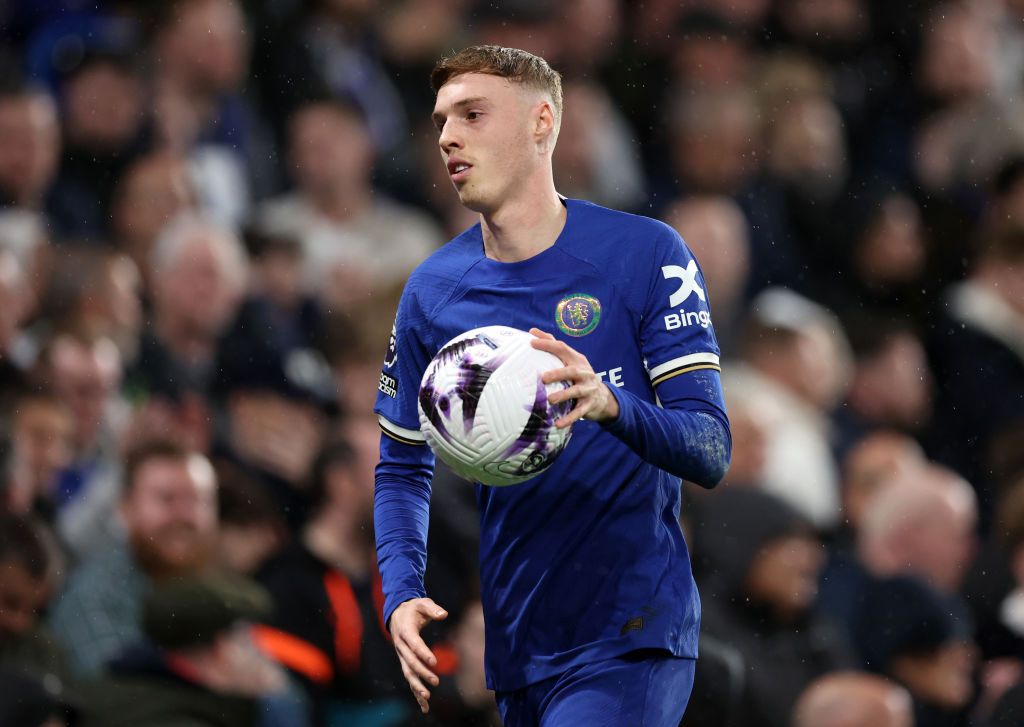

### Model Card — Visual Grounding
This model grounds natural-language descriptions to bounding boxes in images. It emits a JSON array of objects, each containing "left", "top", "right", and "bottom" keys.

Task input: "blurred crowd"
[{"left": 0, "top": 0, "right": 1023, "bottom": 725}]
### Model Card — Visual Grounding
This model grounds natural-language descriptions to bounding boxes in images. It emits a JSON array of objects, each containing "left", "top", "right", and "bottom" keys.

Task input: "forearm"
[
  {"left": 601, "top": 384, "right": 731, "bottom": 488},
  {"left": 374, "top": 454, "right": 433, "bottom": 625}
]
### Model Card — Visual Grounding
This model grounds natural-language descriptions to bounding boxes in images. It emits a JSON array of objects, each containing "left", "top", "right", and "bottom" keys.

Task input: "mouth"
[{"left": 447, "top": 159, "right": 472, "bottom": 183}]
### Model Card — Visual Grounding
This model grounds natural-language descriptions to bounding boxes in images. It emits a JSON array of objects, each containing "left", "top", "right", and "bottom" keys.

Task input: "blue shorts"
[{"left": 495, "top": 650, "right": 696, "bottom": 727}]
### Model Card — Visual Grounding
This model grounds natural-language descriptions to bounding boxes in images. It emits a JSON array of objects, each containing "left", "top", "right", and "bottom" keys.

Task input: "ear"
[{"left": 533, "top": 100, "right": 557, "bottom": 152}]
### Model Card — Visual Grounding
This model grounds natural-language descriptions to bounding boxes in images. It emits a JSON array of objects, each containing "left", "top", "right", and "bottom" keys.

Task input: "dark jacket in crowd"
[
  {"left": 693, "top": 487, "right": 854, "bottom": 727},
  {"left": 74, "top": 644, "right": 259, "bottom": 727}
]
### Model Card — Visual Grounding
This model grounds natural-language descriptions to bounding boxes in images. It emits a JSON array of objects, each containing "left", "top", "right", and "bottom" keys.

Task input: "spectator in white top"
[{"left": 257, "top": 98, "right": 442, "bottom": 311}]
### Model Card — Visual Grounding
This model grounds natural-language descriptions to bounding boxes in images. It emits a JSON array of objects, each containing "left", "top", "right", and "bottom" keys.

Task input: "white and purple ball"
[{"left": 417, "top": 325, "right": 574, "bottom": 487}]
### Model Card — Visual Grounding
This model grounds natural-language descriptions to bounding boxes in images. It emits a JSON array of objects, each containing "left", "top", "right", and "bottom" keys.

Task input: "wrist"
[{"left": 599, "top": 384, "right": 621, "bottom": 422}]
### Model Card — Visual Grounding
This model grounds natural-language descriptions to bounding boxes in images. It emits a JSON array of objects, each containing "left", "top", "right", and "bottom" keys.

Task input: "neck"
[
  {"left": 304, "top": 515, "right": 371, "bottom": 580},
  {"left": 479, "top": 184, "right": 566, "bottom": 263},
  {"left": 154, "top": 313, "right": 213, "bottom": 362}
]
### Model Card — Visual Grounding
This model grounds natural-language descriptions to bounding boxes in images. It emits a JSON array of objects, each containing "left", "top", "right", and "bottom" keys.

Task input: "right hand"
[{"left": 389, "top": 597, "right": 449, "bottom": 713}]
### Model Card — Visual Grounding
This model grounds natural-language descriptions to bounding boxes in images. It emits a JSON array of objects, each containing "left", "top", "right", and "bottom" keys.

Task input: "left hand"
[{"left": 529, "top": 328, "right": 620, "bottom": 428}]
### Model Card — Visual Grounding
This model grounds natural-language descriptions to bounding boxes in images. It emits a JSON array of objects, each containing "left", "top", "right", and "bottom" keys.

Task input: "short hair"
[
  {"left": 431, "top": 45, "right": 563, "bottom": 125},
  {"left": 0, "top": 514, "right": 50, "bottom": 581},
  {"left": 123, "top": 438, "right": 193, "bottom": 498}
]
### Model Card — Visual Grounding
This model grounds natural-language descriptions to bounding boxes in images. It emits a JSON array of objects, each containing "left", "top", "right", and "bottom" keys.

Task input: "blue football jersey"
[{"left": 374, "top": 199, "right": 728, "bottom": 691}]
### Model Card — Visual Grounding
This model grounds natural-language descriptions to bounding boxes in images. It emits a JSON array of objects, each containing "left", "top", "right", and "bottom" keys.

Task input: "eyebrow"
[{"left": 431, "top": 97, "right": 489, "bottom": 127}]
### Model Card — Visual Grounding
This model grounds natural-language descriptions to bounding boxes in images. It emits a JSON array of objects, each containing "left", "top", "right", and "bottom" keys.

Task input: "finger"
[
  {"left": 400, "top": 661, "right": 432, "bottom": 711},
  {"left": 557, "top": 399, "right": 594, "bottom": 428},
  {"left": 396, "top": 635, "right": 440, "bottom": 686},
  {"left": 541, "top": 366, "right": 579, "bottom": 385},
  {"left": 414, "top": 599, "right": 449, "bottom": 623},
  {"left": 399, "top": 624, "right": 440, "bottom": 668},
  {"left": 394, "top": 628, "right": 437, "bottom": 671},
  {"left": 529, "top": 327, "right": 556, "bottom": 340},
  {"left": 549, "top": 382, "right": 588, "bottom": 405}
]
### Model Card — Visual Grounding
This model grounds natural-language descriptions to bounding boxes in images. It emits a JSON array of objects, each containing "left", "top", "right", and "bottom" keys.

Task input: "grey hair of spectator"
[
  {"left": 792, "top": 672, "right": 914, "bottom": 727},
  {"left": 150, "top": 212, "right": 248, "bottom": 293},
  {"left": 858, "top": 464, "right": 977, "bottom": 593}
]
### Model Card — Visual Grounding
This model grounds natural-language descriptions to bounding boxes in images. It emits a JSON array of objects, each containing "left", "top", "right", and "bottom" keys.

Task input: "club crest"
[{"left": 555, "top": 293, "right": 601, "bottom": 337}]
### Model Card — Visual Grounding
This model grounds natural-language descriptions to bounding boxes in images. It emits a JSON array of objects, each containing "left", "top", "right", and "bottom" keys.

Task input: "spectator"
[
  {"left": 211, "top": 294, "right": 336, "bottom": 526},
  {"left": 725, "top": 287, "right": 853, "bottom": 527},
  {"left": 929, "top": 224, "right": 1024, "bottom": 529},
  {"left": 819, "top": 464, "right": 977, "bottom": 649},
  {"left": 151, "top": 0, "right": 260, "bottom": 224},
  {"left": 0, "top": 79, "right": 59, "bottom": 214},
  {"left": 214, "top": 464, "right": 287, "bottom": 577},
  {"left": 3, "top": 388, "right": 75, "bottom": 521},
  {"left": 860, "top": 465, "right": 977, "bottom": 595},
  {"left": 791, "top": 672, "right": 914, "bottom": 727},
  {"left": 664, "top": 87, "right": 800, "bottom": 294},
  {"left": 39, "top": 247, "right": 143, "bottom": 366},
  {"left": 109, "top": 152, "right": 198, "bottom": 286},
  {"left": 130, "top": 212, "right": 247, "bottom": 403},
  {"left": 41, "top": 26, "right": 148, "bottom": 239},
  {"left": 257, "top": 99, "right": 442, "bottom": 310},
  {"left": 34, "top": 332, "right": 124, "bottom": 558},
  {"left": 669, "top": 11, "right": 752, "bottom": 92},
  {"left": 271, "top": 0, "right": 409, "bottom": 153},
  {"left": 0, "top": 513, "right": 65, "bottom": 684},
  {"left": 256, "top": 436, "right": 411, "bottom": 723},
  {"left": 552, "top": 80, "right": 647, "bottom": 211},
  {"left": 49, "top": 439, "right": 218, "bottom": 677},
  {"left": 837, "top": 431, "right": 927, "bottom": 540},
  {"left": 835, "top": 319, "right": 933, "bottom": 453},
  {"left": 76, "top": 571, "right": 309, "bottom": 727},
  {"left": 694, "top": 487, "right": 853, "bottom": 727},
  {"left": 852, "top": 576, "right": 976, "bottom": 727}
]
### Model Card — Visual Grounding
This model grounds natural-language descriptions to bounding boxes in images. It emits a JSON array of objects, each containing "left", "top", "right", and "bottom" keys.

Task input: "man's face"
[
  {"left": 122, "top": 456, "right": 217, "bottom": 577},
  {"left": 745, "top": 534, "right": 825, "bottom": 620},
  {"left": 156, "top": 234, "right": 241, "bottom": 336},
  {"left": 12, "top": 400, "right": 75, "bottom": 492},
  {"left": 0, "top": 560, "right": 48, "bottom": 644},
  {"left": 432, "top": 73, "right": 540, "bottom": 214},
  {"left": 289, "top": 105, "right": 373, "bottom": 197},
  {"left": 0, "top": 94, "right": 59, "bottom": 204}
]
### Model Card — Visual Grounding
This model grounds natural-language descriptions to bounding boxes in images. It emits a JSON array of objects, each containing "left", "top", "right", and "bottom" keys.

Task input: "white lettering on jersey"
[
  {"left": 664, "top": 310, "right": 712, "bottom": 330},
  {"left": 596, "top": 367, "right": 625, "bottom": 387},
  {"left": 662, "top": 261, "right": 706, "bottom": 307}
]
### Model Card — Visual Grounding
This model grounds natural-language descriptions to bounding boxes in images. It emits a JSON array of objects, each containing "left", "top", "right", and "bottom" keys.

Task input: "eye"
[{"left": 466, "top": 111, "right": 482, "bottom": 121}]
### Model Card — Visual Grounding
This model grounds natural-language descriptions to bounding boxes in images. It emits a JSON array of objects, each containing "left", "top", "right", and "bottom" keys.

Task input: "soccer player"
[{"left": 374, "top": 46, "right": 731, "bottom": 726}]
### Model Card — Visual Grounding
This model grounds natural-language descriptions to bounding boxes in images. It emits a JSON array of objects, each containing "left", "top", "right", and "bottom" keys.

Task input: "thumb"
[
  {"left": 529, "top": 327, "right": 555, "bottom": 340},
  {"left": 418, "top": 598, "right": 449, "bottom": 621}
]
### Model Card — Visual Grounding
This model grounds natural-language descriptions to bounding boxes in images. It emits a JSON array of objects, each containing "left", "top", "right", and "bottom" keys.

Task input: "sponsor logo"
[
  {"left": 379, "top": 371, "right": 397, "bottom": 398},
  {"left": 383, "top": 324, "right": 398, "bottom": 368},
  {"left": 662, "top": 261, "right": 706, "bottom": 307},
  {"left": 555, "top": 293, "right": 602, "bottom": 337},
  {"left": 664, "top": 310, "right": 712, "bottom": 330}
]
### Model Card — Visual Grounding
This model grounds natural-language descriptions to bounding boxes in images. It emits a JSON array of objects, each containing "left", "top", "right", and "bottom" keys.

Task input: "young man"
[{"left": 374, "top": 46, "right": 731, "bottom": 726}]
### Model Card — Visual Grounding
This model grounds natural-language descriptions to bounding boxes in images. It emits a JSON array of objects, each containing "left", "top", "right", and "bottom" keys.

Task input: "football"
[{"left": 417, "top": 325, "right": 575, "bottom": 486}]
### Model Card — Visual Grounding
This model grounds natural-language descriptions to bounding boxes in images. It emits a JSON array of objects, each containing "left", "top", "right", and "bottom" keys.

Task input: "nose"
[{"left": 438, "top": 120, "right": 461, "bottom": 154}]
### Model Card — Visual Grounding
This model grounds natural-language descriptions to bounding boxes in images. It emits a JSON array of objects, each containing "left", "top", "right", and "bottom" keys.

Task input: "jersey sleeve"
[
  {"left": 374, "top": 282, "right": 433, "bottom": 444},
  {"left": 373, "top": 282, "right": 438, "bottom": 624},
  {"left": 595, "top": 223, "right": 730, "bottom": 488},
  {"left": 640, "top": 225, "right": 722, "bottom": 391}
]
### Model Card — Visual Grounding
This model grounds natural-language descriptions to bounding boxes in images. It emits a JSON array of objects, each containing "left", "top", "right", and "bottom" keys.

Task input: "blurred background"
[{"left": 0, "top": 0, "right": 1023, "bottom": 725}]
